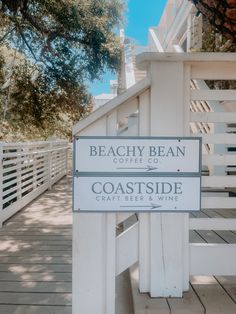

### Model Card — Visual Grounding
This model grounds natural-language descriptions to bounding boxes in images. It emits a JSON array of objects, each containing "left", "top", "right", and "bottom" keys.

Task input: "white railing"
[
  {"left": 72, "top": 53, "right": 236, "bottom": 313},
  {"left": 0, "top": 140, "right": 68, "bottom": 226}
]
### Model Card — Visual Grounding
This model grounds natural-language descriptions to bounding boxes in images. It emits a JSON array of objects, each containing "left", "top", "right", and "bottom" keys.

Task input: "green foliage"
[{"left": 0, "top": 0, "right": 124, "bottom": 140}]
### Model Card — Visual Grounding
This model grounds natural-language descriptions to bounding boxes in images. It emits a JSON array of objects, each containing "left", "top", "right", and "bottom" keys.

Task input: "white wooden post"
[
  {"left": 48, "top": 142, "right": 52, "bottom": 190},
  {"left": 0, "top": 144, "right": 3, "bottom": 227},
  {"left": 138, "top": 89, "right": 151, "bottom": 293},
  {"left": 183, "top": 64, "right": 191, "bottom": 292},
  {"left": 147, "top": 60, "right": 188, "bottom": 297},
  {"left": 72, "top": 114, "right": 117, "bottom": 314}
]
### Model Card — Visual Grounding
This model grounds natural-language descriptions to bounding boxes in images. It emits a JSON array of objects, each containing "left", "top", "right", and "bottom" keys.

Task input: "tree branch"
[
  {"left": 0, "top": 26, "right": 16, "bottom": 43},
  {"left": 17, "top": 25, "right": 38, "bottom": 62}
]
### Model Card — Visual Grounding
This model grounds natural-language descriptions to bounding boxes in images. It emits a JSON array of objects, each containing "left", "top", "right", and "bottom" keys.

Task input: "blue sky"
[{"left": 89, "top": 0, "right": 167, "bottom": 96}]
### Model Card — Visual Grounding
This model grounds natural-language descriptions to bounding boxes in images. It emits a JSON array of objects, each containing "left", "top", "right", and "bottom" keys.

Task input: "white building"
[{"left": 93, "top": 80, "right": 118, "bottom": 110}]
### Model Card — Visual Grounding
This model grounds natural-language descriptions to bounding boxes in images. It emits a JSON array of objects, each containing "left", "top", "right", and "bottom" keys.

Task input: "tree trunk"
[{"left": 191, "top": 0, "right": 236, "bottom": 42}]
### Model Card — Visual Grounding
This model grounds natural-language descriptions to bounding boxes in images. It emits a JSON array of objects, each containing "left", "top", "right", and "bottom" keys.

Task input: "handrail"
[{"left": 0, "top": 140, "right": 69, "bottom": 226}]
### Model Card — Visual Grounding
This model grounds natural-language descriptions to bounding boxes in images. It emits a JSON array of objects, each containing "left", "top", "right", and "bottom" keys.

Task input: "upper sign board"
[{"left": 74, "top": 136, "right": 201, "bottom": 174}]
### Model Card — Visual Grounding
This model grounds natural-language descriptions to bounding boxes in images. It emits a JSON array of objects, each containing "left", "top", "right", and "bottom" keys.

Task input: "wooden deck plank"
[
  {"left": 0, "top": 281, "right": 71, "bottom": 293},
  {"left": 0, "top": 272, "right": 71, "bottom": 282},
  {"left": 0, "top": 292, "right": 72, "bottom": 305},
  {"left": 201, "top": 209, "right": 236, "bottom": 243},
  {"left": 130, "top": 265, "right": 170, "bottom": 314},
  {"left": 191, "top": 212, "right": 227, "bottom": 243},
  {"left": 0, "top": 235, "right": 72, "bottom": 241},
  {"left": 196, "top": 230, "right": 226, "bottom": 243},
  {"left": 189, "top": 230, "right": 206, "bottom": 243},
  {"left": 0, "top": 240, "right": 71, "bottom": 246},
  {"left": 201, "top": 209, "right": 223, "bottom": 218},
  {"left": 0, "top": 176, "right": 72, "bottom": 313},
  {"left": 190, "top": 276, "right": 236, "bottom": 314},
  {"left": 0, "top": 229, "right": 72, "bottom": 236},
  {"left": 0, "top": 256, "right": 71, "bottom": 264},
  {"left": 0, "top": 251, "right": 72, "bottom": 257},
  {"left": 214, "top": 209, "right": 236, "bottom": 218},
  {"left": 167, "top": 285, "right": 205, "bottom": 314},
  {"left": 216, "top": 276, "right": 236, "bottom": 303},
  {"left": 0, "top": 264, "right": 71, "bottom": 273},
  {"left": 0, "top": 305, "right": 72, "bottom": 314},
  {"left": 116, "top": 270, "right": 134, "bottom": 314},
  {"left": 0, "top": 244, "right": 71, "bottom": 252},
  {"left": 214, "top": 231, "right": 236, "bottom": 243}
]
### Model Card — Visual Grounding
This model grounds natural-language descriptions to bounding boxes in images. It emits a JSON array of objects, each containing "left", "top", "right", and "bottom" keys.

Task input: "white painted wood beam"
[
  {"left": 116, "top": 222, "right": 139, "bottom": 276},
  {"left": 190, "top": 243, "right": 236, "bottom": 275},
  {"left": 191, "top": 90, "right": 236, "bottom": 101},
  {"left": 190, "top": 218, "right": 236, "bottom": 230},
  {"left": 202, "top": 197, "right": 236, "bottom": 209},
  {"left": 190, "top": 112, "right": 236, "bottom": 123}
]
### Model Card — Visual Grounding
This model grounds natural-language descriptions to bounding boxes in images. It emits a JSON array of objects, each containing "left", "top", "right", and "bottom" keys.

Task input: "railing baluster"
[{"left": 48, "top": 142, "right": 52, "bottom": 190}]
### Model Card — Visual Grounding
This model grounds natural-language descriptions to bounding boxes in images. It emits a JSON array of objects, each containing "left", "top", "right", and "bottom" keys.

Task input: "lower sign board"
[{"left": 73, "top": 176, "right": 201, "bottom": 212}]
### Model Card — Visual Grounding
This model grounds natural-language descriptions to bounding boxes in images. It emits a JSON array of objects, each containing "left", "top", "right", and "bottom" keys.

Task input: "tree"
[
  {"left": 190, "top": 0, "right": 236, "bottom": 43},
  {"left": 189, "top": 1, "right": 236, "bottom": 90},
  {"left": 0, "top": 0, "right": 124, "bottom": 139}
]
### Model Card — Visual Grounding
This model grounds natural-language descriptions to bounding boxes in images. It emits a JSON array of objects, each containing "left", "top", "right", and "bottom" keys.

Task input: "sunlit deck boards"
[
  {"left": 187, "top": 208, "right": 236, "bottom": 314},
  {"left": 131, "top": 207, "right": 236, "bottom": 314},
  {"left": 0, "top": 175, "right": 135, "bottom": 314},
  {"left": 1, "top": 175, "right": 236, "bottom": 313},
  {"left": 0, "top": 176, "right": 72, "bottom": 314}
]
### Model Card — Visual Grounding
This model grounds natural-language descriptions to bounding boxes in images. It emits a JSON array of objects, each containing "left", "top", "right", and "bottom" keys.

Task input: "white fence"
[
  {"left": 72, "top": 53, "right": 236, "bottom": 314},
  {"left": 0, "top": 140, "right": 68, "bottom": 226}
]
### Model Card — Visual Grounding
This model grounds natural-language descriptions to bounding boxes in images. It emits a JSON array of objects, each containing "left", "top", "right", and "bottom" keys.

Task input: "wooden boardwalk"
[
  {"left": 0, "top": 175, "right": 236, "bottom": 313},
  {"left": 0, "top": 175, "right": 134, "bottom": 314},
  {"left": 0, "top": 176, "right": 72, "bottom": 314}
]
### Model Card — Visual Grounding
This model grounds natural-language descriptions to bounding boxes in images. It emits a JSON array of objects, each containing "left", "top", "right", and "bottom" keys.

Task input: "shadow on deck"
[
  {"left": 0, "top": 175, "right": 72, "bottom": 314},
  {"left": 0, "top": 175, "right": 134, "bottom": 314},
  {"left": 2, "top": 173, "right": 236, "bottom": 314}
]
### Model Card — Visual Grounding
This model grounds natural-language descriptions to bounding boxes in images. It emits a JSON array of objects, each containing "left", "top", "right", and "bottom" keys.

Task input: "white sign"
[
  {"left": 73, "top": 176, "right": 201, "bottom": 212},
  {"left": 75, "top": 137, "right": 201, "bottom": 173}
]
